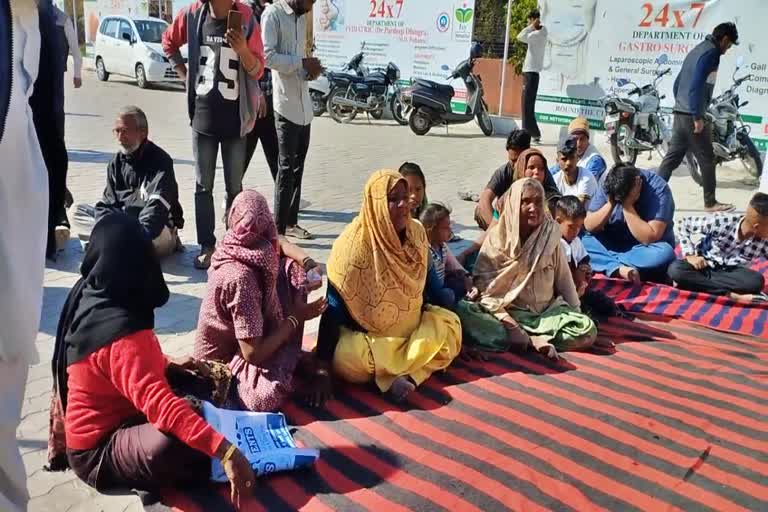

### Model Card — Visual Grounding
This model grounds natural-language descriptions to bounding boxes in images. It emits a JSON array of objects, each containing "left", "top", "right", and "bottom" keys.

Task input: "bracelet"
[
  {"left": 287, "top": 315, "right": 299, "bottom": 330},
  {"left": 220, "top": 443, "right": 237, "bottom": 465},
  {"left": 302, "top": 257, "right": 317, "bottom": 271}
]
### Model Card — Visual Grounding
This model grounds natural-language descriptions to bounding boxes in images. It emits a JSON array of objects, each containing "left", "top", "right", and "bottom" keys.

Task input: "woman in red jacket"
[{"left": 52, "top": 213, "right": 255, "bottom": 508}]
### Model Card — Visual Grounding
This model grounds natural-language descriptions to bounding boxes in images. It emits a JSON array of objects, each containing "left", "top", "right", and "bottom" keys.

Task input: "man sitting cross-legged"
[
  {"left": 583, "top": 163, "right": 676, "bottom": 283},
  {"left": 668, "top": 192, "right": 768, "bottom": 302},
  {"left": 71, "top": 106, "right": 184, "bottom": 258}
]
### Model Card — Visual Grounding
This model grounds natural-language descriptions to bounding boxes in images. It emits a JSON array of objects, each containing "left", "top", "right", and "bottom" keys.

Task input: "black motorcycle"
[
  {"left": 404, "top": 45, "right": 493, "bottom": 136},
  {"left": 327, "top": 62, "right": 401, "bottom": 124},
  {"left": 309, "top": 44, "right": 368, "bottom": 117}
]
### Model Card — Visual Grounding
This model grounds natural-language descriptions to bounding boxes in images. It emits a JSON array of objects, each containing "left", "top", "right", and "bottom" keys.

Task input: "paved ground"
[{"left": 23, "top": 72, "right": 760, "bottom": 512}]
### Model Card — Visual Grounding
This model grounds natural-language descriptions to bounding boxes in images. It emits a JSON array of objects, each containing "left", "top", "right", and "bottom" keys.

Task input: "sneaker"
[
  {"left": 285, "top": 225, "right": 314, "bottom": 240},
  {"left": 194, "top": 246, "right": 215, "bottom": 270},
  {"left": 54, "top": 225, "right": 70, "bottom": 252}
]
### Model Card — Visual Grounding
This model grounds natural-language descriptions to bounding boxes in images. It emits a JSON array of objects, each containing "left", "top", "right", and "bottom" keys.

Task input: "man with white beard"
[
  {"left": 70, "top": 106, "right": 185, "bottom": 259},
  {"left": 0, "top": 0, "right": 49, "bottom": 510}
]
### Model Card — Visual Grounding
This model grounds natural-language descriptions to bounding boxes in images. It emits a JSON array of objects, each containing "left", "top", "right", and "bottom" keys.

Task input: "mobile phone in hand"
[{"left": 227, "top": 9, "right": 243, "bottom": 33}]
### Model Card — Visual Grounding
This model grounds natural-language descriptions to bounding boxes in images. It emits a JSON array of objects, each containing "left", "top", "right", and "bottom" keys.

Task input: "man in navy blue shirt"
[
  {"left": 583, "top": 163, "right": 676, "bottom": 283},
  {"left": 656, "top": 22, "right": 738, "bottom": 212}
]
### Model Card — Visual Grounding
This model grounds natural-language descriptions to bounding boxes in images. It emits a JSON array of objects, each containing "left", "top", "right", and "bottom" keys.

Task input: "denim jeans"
[
  {"left": 582, "top": 232, "right": 676, "bottom": 281},
  {"left": 274, "top": 114, "right": 311, "bottom": 234},
  {"left": 192, "top": 130, "right": 247, "bottom": 248}
]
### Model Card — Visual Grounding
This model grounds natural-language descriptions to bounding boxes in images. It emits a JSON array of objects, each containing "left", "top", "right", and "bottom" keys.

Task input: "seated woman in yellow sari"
[
  {"left": 307, "top": 170, "right": 462, "bottom": 405},
  {"left": 472, "top": 178, "right": 598, "bottom": 359}
]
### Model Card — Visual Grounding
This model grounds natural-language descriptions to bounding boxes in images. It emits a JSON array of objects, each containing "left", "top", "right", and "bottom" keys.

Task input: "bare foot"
[
  {"left": 616, "top": 266, "right": 640, "bottom": 285},
  {"left": 594, "top": 337, "right": 616, "bottom": 349},
  {"left": 388, "top": 376, "right": 416, "bottom": 402},
  {"left": 538, "top": 345, "right": 559, "bottom": 360},
  {"left": 728, "top": 292, "right": 754, "bottom": 304}
]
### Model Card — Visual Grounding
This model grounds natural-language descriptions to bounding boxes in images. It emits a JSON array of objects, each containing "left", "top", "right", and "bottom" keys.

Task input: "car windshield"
[{"left": 134, "top": 20, "right": 167, "bottom": 43}]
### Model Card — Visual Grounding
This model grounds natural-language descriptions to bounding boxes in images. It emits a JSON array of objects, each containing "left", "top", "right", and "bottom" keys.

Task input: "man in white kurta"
[{"left": 0, "top": 1, "right": 48, "bottom": 510}]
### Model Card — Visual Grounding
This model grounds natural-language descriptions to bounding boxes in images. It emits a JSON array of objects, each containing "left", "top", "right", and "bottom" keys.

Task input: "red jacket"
[{"left": 65, "top": 330, "right": 225, "bottom": 457}]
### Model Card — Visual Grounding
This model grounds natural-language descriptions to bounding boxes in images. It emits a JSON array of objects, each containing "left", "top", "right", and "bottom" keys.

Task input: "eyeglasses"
[{"left": 112, "top": 127, "right": 133, "bottom": 135}]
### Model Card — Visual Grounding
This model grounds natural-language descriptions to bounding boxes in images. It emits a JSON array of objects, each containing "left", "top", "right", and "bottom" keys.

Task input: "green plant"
[{"left": 508, "top": 0, "right": 539, "bottom": 74}]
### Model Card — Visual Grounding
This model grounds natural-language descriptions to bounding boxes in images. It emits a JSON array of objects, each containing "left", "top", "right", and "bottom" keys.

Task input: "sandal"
[
  {"left": 457, "top": 191, "right": 480, "bottom": 203},
  {"left": 704, "top": 202, "right": 735, "bottom": 213},
  {"left": 286, "top": 225, "right": 314, "bottom": 240}
]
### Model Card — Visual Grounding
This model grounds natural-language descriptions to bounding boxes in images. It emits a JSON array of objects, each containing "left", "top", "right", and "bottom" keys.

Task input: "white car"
[{"left": 94, "top": 16, "right": 186, "bottom": 88}]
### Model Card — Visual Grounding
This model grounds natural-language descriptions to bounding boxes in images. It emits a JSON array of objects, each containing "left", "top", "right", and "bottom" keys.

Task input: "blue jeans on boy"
[{"left": 582, "top": 232, "right": 676, "bottom": 281}]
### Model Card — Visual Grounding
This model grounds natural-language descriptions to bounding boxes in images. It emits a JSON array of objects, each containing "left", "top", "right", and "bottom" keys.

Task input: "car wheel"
[
  {"left": 96, "top": 57, "right": 109, "bottom": 81},
  {"left": 136, "top": 64, "right": 149, "bottom": 89}
]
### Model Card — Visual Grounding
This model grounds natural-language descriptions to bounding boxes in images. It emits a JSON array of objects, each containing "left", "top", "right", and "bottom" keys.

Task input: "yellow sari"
[{"left": 327, "top": 170, "right": 462, "bottom": 391}]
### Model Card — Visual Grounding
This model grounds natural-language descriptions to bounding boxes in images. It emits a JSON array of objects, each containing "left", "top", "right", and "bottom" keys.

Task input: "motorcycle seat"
[
  {"left": 329, "top": 72, "right": 363, "bottom": 83},
  {"left": 414, "top": 79, "right": 454, "bottom": 98}
]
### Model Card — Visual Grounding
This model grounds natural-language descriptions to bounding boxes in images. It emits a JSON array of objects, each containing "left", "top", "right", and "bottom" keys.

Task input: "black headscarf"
[{"left": 52, "top": 213, "right": 169, "bottom": 410}]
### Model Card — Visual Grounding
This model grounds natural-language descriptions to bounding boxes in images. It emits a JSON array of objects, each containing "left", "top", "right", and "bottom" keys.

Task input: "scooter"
[
  {"left": 404, "top": 43, "right": 493, "bottom": 136},
  {"left": 308, "top": 43, "right": 368, "bottom": 117}
]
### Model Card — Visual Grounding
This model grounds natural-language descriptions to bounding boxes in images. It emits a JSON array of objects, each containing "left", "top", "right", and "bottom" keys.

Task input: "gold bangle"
[
  {"left": 287, "top": 315, "right": 299, "bottom": 330},
  {"left": 220, "top": 443, "right": 237, "bottom": 465}
]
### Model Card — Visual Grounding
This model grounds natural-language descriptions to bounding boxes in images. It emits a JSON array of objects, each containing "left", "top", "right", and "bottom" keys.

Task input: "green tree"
[{"left": 473, "top": 0, "right": 539, "bottom": 73}]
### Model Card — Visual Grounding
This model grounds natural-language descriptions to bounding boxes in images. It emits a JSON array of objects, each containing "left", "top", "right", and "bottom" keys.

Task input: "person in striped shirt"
[{"left": 668, "top": 192, "right": 768, "bottom": 301}]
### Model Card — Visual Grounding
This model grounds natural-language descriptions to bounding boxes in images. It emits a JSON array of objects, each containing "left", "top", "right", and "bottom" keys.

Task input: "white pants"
[{"left": 0, "top": 359, "right": 29, "bottom": 512}]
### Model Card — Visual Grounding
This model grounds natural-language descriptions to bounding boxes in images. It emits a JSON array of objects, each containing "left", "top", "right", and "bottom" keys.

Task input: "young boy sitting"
[
  {"left": 556, "top": 196, "right": 627, "bottom": 320},
  {"left": 668, "top": 192, "right": 768, "bottom": 302}
]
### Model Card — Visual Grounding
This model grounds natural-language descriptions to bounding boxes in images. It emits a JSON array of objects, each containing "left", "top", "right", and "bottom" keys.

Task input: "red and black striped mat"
[
  {"left": 158, "top": 315, "right": 768, "bottom": 512},
  {"left": 590, "top": 258, "right": 768, "bottom": 337}
]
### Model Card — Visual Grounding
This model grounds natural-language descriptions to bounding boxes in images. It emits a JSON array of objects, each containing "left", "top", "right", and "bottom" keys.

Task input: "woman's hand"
[
  {"left": 166, "top": 355, "right": 210, "bottom": 377},
  {"left": 306, "top": 369, "right": 333, "bottom": 407},
  {"left": 466, "top": 287, "right": 480, "bottom": 302},
  {"left": 222, "top": 447, "right": 256, "bottom": 510},
  {"left": 295, "top": 297, "right": 328, "bottom": 322}
]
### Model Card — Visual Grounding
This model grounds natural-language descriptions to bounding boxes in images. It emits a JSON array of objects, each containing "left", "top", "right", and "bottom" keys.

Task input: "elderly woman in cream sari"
[{"left": 472, "top": 178, "right": 598, "bottom": 358}]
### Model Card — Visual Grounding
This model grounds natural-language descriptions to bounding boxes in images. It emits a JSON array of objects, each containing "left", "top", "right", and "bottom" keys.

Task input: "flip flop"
[
  {"left": 704, "top": 202, "right": 735, "bottom": 213},
  {"left": 457, "top": 191, "right": 480, "bottom": 202}
]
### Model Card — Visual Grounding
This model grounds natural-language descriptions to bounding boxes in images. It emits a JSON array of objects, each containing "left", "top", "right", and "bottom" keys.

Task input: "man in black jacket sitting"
[{"left": 71, "top": 106, "right": 184, "bottom": 258}]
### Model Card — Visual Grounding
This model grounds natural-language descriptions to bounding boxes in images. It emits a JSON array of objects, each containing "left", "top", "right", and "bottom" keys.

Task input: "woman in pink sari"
[{"left": 194, "top": 191, "right": 326, "bottom": 412}]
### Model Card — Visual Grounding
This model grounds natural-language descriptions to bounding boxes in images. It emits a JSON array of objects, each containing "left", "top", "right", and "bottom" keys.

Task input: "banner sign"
[
  {"left": 535, "top": 0, "right": 768, "bottom": 150},
  {"left": 313, "top": 0, "right": 477, "bottom": 110}
]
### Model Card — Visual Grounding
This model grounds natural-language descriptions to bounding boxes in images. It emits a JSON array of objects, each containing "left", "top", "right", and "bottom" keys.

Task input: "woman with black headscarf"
[{"left": 48, "top": 214, "right": 256, "bottom": 508}]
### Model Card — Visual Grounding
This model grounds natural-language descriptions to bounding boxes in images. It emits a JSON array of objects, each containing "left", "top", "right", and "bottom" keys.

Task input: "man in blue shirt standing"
[
  {"left": 583, "top": 163, "right": 677, "bottom": 284},
  {"left": 656, "top": 22, "right": 739, "bottom": 212}
]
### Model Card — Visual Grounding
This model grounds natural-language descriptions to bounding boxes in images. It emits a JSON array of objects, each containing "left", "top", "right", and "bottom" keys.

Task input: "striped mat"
[
  {"left": 590, "top": 258, "right": 768, "bottom": 337},
  {"left": 157, "top": 316, "right": 768, "bottom": 512}
]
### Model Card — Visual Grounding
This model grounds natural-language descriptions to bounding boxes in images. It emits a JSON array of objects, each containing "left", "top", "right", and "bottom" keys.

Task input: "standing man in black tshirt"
[{"left": 164, "top": 0, "right": 265, "bottom": 269}]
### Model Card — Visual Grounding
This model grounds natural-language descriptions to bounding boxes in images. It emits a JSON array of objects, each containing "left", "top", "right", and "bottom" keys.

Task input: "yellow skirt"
[{"left": 332, "top": 305, "right": 462, "bottom": 392}]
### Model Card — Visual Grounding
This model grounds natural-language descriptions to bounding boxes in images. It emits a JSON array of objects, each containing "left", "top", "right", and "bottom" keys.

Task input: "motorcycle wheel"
[
  {"left": 327, "top": 88, "right": 358, "bottom": 124},
  {"left": 610, "top": 123, "right": 638, "bottom": 165},
  {"left": 686, "top": 153, "right": 704, "bottom": 186},
  {"left": 409, "top": 109, "right": 431, "bottom": 136},
  {"left": 390, "top": 93, "right": 410, "bottom": 126},
  {"left": 370, "top": 108, "right": 384, "bottom": 120},
  {"left": 311, "top": 91, "right": 326, "bottom": 117},
  {"left": 738, "top": 133, "right": 763, "bottom": 178},
  {"left": 476, "top": 103, "right": 494, "bottom": 136}
]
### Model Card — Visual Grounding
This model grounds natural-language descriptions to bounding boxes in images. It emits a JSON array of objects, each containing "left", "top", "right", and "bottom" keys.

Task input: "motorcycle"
[
  {"left": 308, "top": 43, "right": 368, "bottom": 118},
  {"left": 404, "top": 43, "right": 493, "bottom": 137},
  {"left": 603, "top": 66, "right": 673, "bottom": 164},
  {"left": 688, "top": 57, "right": 763, "bottom": 185},
  {"left": 326, "top": 61, "right": 402, "bottom": 124}
]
